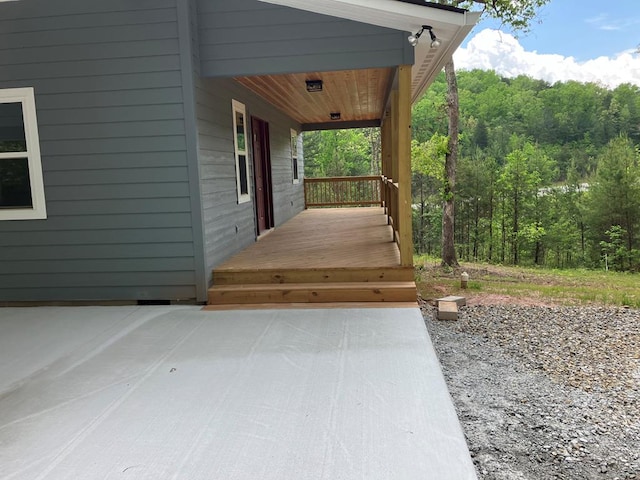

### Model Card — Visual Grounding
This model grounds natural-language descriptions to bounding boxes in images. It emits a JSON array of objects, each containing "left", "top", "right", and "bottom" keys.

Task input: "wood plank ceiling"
[{"left": 235, "top": 67, "right": 394, "bottom": 128}]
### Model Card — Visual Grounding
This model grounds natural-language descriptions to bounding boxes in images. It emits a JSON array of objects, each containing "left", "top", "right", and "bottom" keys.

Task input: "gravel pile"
[{"left": 423, "top": 304, "right": 640, "bottom": 479}]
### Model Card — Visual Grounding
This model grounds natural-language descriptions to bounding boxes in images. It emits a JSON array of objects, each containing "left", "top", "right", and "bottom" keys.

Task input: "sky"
[{"left": 454, "top": 0, "right": 640, "bottom": 88}]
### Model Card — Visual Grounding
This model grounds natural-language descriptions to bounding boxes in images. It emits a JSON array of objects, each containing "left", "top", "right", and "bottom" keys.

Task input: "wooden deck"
[{"left": 208, "top": 207, "right": 417, "bottom": 306}]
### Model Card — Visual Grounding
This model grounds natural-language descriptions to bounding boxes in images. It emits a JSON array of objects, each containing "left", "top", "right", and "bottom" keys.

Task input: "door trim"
[{"left": 251, "top": 116, "right": 274, "bottom": 236}]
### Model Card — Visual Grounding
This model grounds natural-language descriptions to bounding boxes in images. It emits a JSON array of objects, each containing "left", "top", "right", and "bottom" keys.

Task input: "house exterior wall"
[
  {"left": 197, "top": 0, "right": 414, "bottom": 77},
  {"left": 0, "top": 0, "right": 410, "bottom": 302},
  {"left": 0, "top": 0, "right": 205, "bottom": 302},
  {"left": 194, "top": 76, "right": 305, "bottom": 279},
  {"left": 184, "top": 0, "right": 305, "bottom": 282}
]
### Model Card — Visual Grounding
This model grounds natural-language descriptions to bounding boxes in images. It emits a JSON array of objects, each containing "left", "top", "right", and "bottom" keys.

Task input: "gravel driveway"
[{"left": 423, "top": 303, "right": 640, "bottom": 479}]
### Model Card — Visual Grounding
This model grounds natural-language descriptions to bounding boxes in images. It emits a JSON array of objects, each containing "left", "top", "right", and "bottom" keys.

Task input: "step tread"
[
  {"left": 214, "top": 266, "right": 413, "bottom": 272},
  {"left": 212, "top": 267, "right": 414, "bottom": 285},
  {"left": 209, "top": 281, "right": 416, "bottom": 291},
  {"left": 202, "top": 302, "right": 420, "bottom": 311},
  {"left": 207, "top": 281, "right": 417, "bottom": 305}
]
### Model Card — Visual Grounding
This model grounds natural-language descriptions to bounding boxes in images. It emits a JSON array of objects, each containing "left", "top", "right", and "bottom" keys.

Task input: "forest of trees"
[{"left": 303, "top": 69, "right": 640, "bottom": 272}]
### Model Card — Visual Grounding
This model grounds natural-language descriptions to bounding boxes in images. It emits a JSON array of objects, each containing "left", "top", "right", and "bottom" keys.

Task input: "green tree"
[
  {"left": 498, "top": 147, "right": 531, "bottom": 264},
  {"left": 586, "top": 136, "right": 640, "bottom": 270},
  {"left": 495, "top": 142, "right": 554, "bottom": 265},
  {"left": 303, "top": 129, "right": 378, "bottom": 177},
  {"left": 544, "top": 162, "right": 588, "bottom": 268},
  {"left": 600, "top": 226, "right": 630, "bottom": 271},
  {"left": 412, "top": 135, "right": 448, "bottom": 255},
  {"left": 431, "top": 0, "right": 550, "bottom": 267}
]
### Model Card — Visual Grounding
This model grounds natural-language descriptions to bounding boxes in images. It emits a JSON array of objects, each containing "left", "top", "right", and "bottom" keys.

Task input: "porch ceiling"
[{"left": 235, "top": 68, "right": 394, "bottom": 130}]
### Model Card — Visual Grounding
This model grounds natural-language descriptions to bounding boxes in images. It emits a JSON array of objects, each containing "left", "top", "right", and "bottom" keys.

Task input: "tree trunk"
[
  {"left": 501, "top": 195, "right": 506, "bottom": 263},
  {"left": 441, "top": 59, "right": 459, "bottom": 267},
  {"left": 419, "top": 175, "right": 425, "bottom": 253},
  {"left": 488, "top": 189, "right": 494, "bottom": 261},
  {"left": 513, "top": 189, "right": 519, "bottom": 265},
  {"left": 474, "top": 196, "right": 479, "bottom": 261}
]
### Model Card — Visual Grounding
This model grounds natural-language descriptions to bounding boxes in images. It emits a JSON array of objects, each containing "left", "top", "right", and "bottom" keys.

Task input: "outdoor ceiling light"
[
  {"left": 306, "top": 79, "right": 323, "bottom": 92},
  {"left": 330, "top": 112, "right": 341, "bottom": 120},
  {"left": 408, "top": 25, "right": 441, "bottom": 48}
]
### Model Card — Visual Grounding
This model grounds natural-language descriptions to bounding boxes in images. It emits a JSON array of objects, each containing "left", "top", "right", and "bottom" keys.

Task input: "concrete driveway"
[{"left": 0, "top": 306, "right": 476, "bottom": 479}]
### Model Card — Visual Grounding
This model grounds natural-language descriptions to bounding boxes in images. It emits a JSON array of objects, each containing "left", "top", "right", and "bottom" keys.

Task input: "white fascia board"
[{"left": 257, "top": 0, "right": 477, "bottom": 33}]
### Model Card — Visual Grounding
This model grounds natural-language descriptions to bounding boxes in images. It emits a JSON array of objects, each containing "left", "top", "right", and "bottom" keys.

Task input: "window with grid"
[
  {"left": 232, "top": 100, "right": 251, "bottom": 204},
  {"left": 0, "top": 87, "right": 46, "bottom": 220}
]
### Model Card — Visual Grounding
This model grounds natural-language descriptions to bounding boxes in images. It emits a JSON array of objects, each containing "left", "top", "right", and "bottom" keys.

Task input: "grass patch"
[{"left": 415, "top": 258, "right": 640, "bottom": 308}]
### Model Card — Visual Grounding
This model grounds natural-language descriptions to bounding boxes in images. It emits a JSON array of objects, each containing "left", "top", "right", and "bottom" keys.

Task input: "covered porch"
[
  {"left": 213, "top": 1, "right": 478, "bottom": 306},
  {"left": 217, "top": 61, "right": 420, "bottom": 307}
]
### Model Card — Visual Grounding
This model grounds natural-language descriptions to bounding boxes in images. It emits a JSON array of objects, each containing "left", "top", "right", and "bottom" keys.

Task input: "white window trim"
[
  {"left": 232, "top": 99, "right": 251, "bottom": 204},
  {"left": 0, "top": 87, "right": 46, "bottom": 220},
  {"left": 290, "top": 128, "right": 300, "bottom": 185}
]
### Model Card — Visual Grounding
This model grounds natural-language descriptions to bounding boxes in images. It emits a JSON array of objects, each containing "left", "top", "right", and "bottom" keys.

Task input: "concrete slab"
[
  {"left": 437, "top": 301, "right": 459, "bottom": 321},
  {"left": 0, "top": 306, "right": 476, "bottom": 480},
  {"left": 437, "top": 296, "right": 467, "bottom": 307}
]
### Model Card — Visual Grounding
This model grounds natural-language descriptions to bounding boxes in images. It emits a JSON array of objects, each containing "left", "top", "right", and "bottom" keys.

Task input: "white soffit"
[{"left": 256, "top": 0, "right": 480, "bottom": 103}]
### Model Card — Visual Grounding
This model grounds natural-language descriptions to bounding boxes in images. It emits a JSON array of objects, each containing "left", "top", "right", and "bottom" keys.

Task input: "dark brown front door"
[{"left": 251, "top": 117, "right": 274, "bottom": 235}]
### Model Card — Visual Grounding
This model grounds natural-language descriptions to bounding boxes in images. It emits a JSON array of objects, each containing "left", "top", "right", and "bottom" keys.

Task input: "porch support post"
[
  {"left": 397, "top": 65, "right": 413, "bottom": 267},
  {"left": 380, "top": 110, "right": 392, "bottom": 217},
  {"left": 390, "top": 91, "right": 399, "bottom": 185}
]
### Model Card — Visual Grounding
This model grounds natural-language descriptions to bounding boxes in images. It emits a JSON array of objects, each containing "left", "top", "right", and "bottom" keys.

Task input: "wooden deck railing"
[
  {"left": 382, "top": 176, "right": 401, "bottom": 249},
  {"left": 304, "top": 176, "right": 383, "bottom": 208}
]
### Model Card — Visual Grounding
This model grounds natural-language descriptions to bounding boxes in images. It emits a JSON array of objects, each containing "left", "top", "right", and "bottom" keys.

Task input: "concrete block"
[
  {"left": 437, "top": 296, "right": 466, "bottom": 307},
  {"left": 437, "top": 300, "right": 458, "bottom": 321}
]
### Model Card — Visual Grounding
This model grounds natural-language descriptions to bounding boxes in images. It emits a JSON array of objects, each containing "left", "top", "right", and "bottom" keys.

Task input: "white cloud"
[
  {"left": 454, "top": 29, "right": 640, "bottom": 88},
  {"left": 585, "top": 13, "right": 619, "bottom": 31},
  {"left": 584, "top": 13, "right": 640, "bottom": 32}
]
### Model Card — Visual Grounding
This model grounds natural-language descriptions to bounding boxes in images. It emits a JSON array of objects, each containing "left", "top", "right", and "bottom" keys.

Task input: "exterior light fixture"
[
  {"left": 305, "top": 79, "right": 323, "bottom": 92},
  {"left": 330, "top": 112, "right": 341, "bottom": 120},
  {"left": 408, "top": 25, "right": 440, "bottom": 48}
]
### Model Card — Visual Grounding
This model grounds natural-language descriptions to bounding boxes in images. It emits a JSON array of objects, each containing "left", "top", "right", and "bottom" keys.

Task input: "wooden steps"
[
  {"left": 207, "top": 266, "right": 417, "bottom": 306},
  {"left": 208, "top": 281, "right": 417, "bottom": 305},
  {"left": 213, "top": 266, "right": 414, "bottom": 286}
]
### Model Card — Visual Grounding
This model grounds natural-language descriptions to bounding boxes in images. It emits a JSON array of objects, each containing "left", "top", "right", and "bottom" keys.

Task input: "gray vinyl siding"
[
  {"left": 0, "top": 0, "right": 199, "bottom": 302},
  {"left": 0, "top": 0, "right": 405, "bottom": 302},
  {"left": 194, "top": 76, "right": 305, "bottom": 281},
  {"left": 197, "top": 0, "right": 413, "bottom": 77}
]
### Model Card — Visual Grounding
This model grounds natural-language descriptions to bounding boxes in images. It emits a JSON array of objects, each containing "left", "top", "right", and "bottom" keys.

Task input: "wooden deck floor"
[
  {"left": 209, "top": 208, "right": 416, "bottom": 306},
  {"left": 216, "top": 207, "right": 400, "bottom": 271}
]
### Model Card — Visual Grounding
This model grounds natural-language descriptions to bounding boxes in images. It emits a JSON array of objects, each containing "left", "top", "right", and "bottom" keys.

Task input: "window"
[
  {"left": 232, "top": 100, "right": 251, "bottom": 204},
  {"left": 0, "top": 87, "right": 46, "bottom": 220},
  {"left": 290, "top": 129, "right": 299, "bottom": 184}
]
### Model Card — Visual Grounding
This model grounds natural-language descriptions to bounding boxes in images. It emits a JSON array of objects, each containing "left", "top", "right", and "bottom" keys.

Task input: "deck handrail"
[
  {"left": 304, "top": 175, "right": 383, "bottom": 208},
  {"left": 382, "top": 175, "right": 401, "bottom": 253}
]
